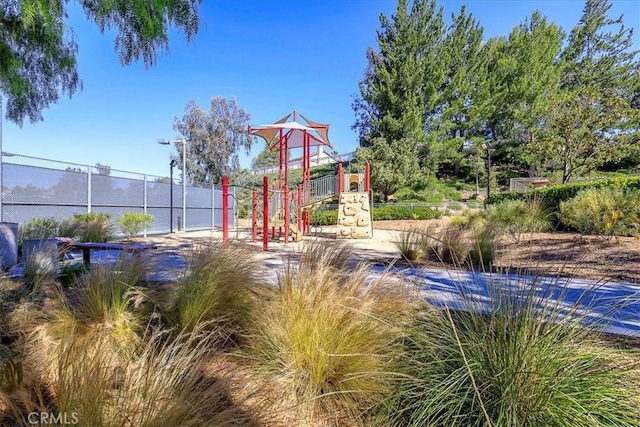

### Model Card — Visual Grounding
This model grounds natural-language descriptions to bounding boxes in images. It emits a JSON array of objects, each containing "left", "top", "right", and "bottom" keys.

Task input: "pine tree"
[
  {"left": 353, "top": 0, "right": 445, "bottom": 145},
  {"left": 483, "top": 11, "right": 565, "bottom": 176},
  {"left": 429, "top": 5, "right": 486, "bottom": 176}
]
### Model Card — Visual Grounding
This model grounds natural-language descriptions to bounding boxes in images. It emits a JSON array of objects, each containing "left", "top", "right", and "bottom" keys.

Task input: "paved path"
[{"left": 9, "top": 229, "right": 639, "bottom": 338}]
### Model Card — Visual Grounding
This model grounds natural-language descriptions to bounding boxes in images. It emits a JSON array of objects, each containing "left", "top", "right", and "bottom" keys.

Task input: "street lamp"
[
  {"left": 168, "top": 159, "right": 177, "bottom": 232},
  {"left": 158, "top": 138, "right": 187, "bottom": 231},
  {"left": 481, "top": 141, "right": 492, "bottom": 204}
]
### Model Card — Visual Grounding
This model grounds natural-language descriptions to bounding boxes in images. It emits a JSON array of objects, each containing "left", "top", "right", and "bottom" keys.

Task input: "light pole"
[
  {"left": 481, "top": 141, "right": 492, "bottom": 204},
  {"left": 158, "top": 138, "right": 187, "bottom": 231},
  {"left": 168, "top": 159, "right": 177, "bottom": 232}
]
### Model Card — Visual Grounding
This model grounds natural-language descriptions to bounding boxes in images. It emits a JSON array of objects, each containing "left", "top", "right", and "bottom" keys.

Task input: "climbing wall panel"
[{"left": 336, "top": 192, "right": 372, "bottom": 239}]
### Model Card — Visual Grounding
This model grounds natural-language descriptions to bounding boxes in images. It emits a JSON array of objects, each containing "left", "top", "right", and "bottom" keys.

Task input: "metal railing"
[
  {"left": 249, "top": 150, "right": 355, "bottom": 175},
  {"left": 509, "top": 177, "right": 550, "bottom": 192},
  {"left": 315, "top": 201, "right": 484, "bottom": 212}
]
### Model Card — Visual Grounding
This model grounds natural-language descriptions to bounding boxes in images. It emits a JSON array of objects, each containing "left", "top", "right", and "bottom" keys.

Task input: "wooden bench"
[{"left": 70, "top": 242, "right": 158, "bottom": 268}]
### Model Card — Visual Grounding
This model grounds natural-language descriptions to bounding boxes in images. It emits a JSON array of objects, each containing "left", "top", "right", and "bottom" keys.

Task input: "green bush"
[
  {"left": 19, "top": 217, "right": 58, "bottom": 243},
  {"left": 559, "top": 187, "right": 640, "bottom": 238},
  {"left": 311, "top": 209, "right": 338, "bottom": 225},
  {"left": 312, "top": 205, "right": 443, "bottom": 225},
  {"left": 116, "top": 212, "right": 154, "bottom": 239},
  {"left": 72, "top": 212, "right": 114, "bottom": 243},
  {"left": 57, "top": 217, "right": 78, "bottom": 238},
  {"left": 372, "top": 205, "right": 441, "bottom": 221},
  {"left": 490, "top": 175, "right": 640, "bottom": 215},
  {"left": 239, "top": 203, "right": 249, "bottom": 219},
  {"left": 437, "top": 226, "right": 470, "bottom": 264}
]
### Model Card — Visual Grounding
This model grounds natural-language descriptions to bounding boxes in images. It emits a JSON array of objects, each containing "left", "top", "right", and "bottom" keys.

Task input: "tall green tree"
[
  {"left": 352, "top": 0, "right": 445, "bottom": 199},
  {"left": 429, "top": 5, "right": 486, "bottom": 176},
  {"left": 251, "top": 143, "right": 282, "bottom": 169},
  {"left": 483, "top": 11, "right": 565, "bottom": 176},
  {"left": 353, "top": 0, "right": 445, "bottom": 145},
  {"left": 173, "top": 96, "right": 255, "bottom": 184},
  {"left": 355, "top": 137, "right": 422, "bottom": 201},
  {"left": 0, "top": 0, "right": 201, "bottom": 125},
  {"left": 534, "top": 0, "right": 639, "bottom": 183}
]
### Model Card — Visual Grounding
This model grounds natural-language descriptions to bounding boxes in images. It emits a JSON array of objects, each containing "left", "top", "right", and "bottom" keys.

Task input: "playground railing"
[{"left": 302, "top": 174, "right": 338, "bottom": 206}]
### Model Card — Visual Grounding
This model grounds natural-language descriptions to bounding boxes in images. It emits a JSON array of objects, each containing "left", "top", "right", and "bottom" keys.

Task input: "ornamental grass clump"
[
  {"left": 1, "top": 326, "right": 254, "bottom": 427},
  {"left": 394, "top": 228, "right": 423, "bottom": 261},
  {"left": 247, "top": 242, "right": 419, "bottom": 425},
  {"left": 487, "top": 198, "right": 552, "bottom": 244},
  {"left": 19, "top": 254, "right": 150, "bottom": 388},
  {"left": 164, "top": 242, "right": 259, "bottom": 342},
  {"left": 383, "top": 271, "right": 640, "bottom": 426},
  {"left": 468, "top": 222, "right": 501, "bottom": 267},
  {"left": 72, "top": 212, "right": 114, "bottom": 243}
]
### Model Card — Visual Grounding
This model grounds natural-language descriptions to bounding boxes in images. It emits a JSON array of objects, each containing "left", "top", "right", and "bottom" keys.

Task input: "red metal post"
[
  {"left": 252, "top": 187, "right": 258, "bottom": 243},
  {"left": 337, "top": 162, "right": 343, "bottom": 199},
  {"left": 365, "top": 162, "right": 371, "bottom": 193},
  {"left": 222, "top": 176, "right": 229, "bottom": 248},
  {"left": 263, "top": 176, "right": 269, "bottom": 251},
  {"left": 283, "top": 186, "right": 289, "bottom": 243},
  {"left": 278, "top": 133, "right": 283, "bottom": 192}
]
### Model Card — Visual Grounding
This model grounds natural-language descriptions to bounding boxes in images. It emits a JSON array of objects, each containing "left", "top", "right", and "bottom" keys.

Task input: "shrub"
[
  {"left": 311, "top": 209, "right": 338, "bottom": 225},
  {"left": 18, "top": 217, "right": 58, "bottom": 243},
  {"left": 372, "top": 205, "right": 441, "bottom": 221},
  {"left": 239, "top": 203, "right": 249, "bottom": 219},
  {"left": 490, "top": 175, "right": 640, "bottom": 214},
  {"left": 73, "top": 213, "right": 114, "bottom": 243},
  {"left": 383, "top": 274, "right": 640, "bottom": 426},
  {"left": 299, "top": 239, "right": 355, "bottom": 272},
  {"left": 559, "top": 187, "right": 640, "bottom": 238},
  {"left": 487, "top": 198, "right": 552, "bottom": 243},
  {"left": 116, "top": 212, "right": 154, "bottom": 240},
  {"left": 247, "top": 242, "right": 417, "bottom": 424}
]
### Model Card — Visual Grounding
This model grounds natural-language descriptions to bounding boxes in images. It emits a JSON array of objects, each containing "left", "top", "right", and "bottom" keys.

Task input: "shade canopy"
[{"left": 249, "top": 111, "right": 332, "bottom": 151}]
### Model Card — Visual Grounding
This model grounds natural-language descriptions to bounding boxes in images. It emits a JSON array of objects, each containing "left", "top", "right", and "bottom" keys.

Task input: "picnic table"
[{"left": 69, "top": 242, "right": 158, "bottom": 268}]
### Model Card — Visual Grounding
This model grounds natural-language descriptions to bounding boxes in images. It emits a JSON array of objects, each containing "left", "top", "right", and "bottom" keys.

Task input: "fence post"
[
  {"left": 337, "top": 162, "right": 343, "bottom": 199},
  {"left": 87, "top": 167, "right": 92, "bottom": 213},
  {"left": 211, "top": 183, "right": 216, "bottom": 231},
  {"left": 263, "top": 176, "right": 269, "bottom": 251},
  {"left": 143, "top": 175, "right": 148, "bottom": 238},
  {"left": 222, "top": 176, "right": 229, "bottom": 248}
]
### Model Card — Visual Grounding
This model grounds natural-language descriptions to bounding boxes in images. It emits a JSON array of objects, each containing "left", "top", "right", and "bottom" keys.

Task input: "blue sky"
[{"left": 3, "top": 0, "right": 639, "bottom": 179}]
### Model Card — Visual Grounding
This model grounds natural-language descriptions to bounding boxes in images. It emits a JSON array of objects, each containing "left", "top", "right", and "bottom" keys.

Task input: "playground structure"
[{"left": 247, "top": 111, "right": 371, "bottom": 250}]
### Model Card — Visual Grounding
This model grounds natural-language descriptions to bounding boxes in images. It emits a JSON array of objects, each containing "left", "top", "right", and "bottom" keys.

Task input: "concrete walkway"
[{"left": 9, "top": 229, "right": 639, "bottom": 338}]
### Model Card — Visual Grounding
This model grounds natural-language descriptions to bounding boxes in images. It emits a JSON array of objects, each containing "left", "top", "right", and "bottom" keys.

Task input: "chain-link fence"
[{"left": 0, "top": 154, "right": 235, "bottom": 235}]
